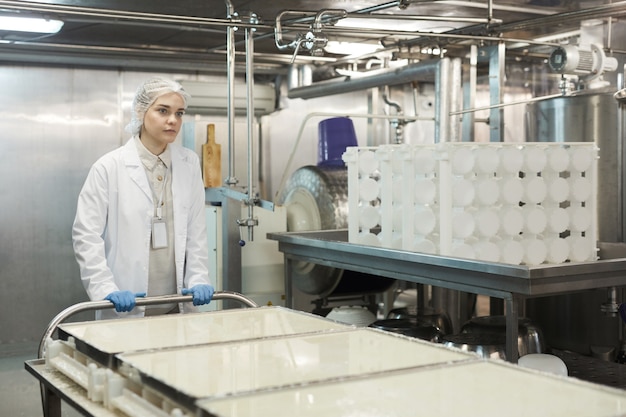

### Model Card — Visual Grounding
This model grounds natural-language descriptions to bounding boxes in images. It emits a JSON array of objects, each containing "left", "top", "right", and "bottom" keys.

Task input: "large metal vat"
[
  {"left": 279, "top": 165, "right": 393, "bottom": 299},
  {"left": 526, "top": 90, "right": 621, "bottom": 242},
  {"left": 525, "top": 90, "right": 624, "bottom": 356}
]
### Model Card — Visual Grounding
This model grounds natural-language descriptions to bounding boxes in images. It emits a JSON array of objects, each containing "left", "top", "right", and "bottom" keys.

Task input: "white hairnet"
[{"left": 125, "top": 77, "right": 191, "bottom": 135}]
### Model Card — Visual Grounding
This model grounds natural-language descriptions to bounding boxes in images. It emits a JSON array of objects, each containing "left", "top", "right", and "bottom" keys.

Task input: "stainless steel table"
[{"left": 267, "top": 230, "right": 626, "bottom": 362}]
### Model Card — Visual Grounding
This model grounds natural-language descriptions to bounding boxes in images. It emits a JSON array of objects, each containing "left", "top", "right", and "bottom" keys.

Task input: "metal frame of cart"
[{"left": 26, "top": 291, "right": 258, "bottom": 417}]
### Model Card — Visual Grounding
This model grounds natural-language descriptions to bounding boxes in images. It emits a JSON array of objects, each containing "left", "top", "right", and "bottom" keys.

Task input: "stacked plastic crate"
[{"left": 342, "top": 142, "right": 597, "bottom": 266}]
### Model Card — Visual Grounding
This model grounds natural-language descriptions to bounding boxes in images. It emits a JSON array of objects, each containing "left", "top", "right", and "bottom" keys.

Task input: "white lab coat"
[{"left": 72, "top": 136, "right": 211, "bottom": 320}]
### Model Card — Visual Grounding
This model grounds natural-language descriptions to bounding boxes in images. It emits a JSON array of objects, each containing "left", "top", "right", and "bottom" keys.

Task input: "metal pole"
[
  {"left": 435, "top": 57, "right": 450, "bottom": 143},
  {"left": 488, "top": 43, "right": 505, "bottom": 142},
  {"left": 449, "top": 57, "right": 463, "bottom": 142},
  {"left": 461, "top": 44, "right": 477, "bottom": 142},
  {"left": 225, "top": 1, "right": 238, "bottom": 186},
  {"left": 245, "top": 20, "right": 257, "bottom": 242}
]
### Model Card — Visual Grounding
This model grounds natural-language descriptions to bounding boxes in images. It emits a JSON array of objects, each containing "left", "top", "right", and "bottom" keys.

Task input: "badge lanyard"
[
  {"left": 155, "top": 168, "right": 168, "bottom": 220},
  {"left": 152, "top": 166, "right": 169, "bottom": 249}
]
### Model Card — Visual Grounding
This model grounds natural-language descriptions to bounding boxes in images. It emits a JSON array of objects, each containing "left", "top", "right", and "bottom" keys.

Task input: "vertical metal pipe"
[
  {"left": 617, "top": 288, "right": 626, "bottom": 344},
  {"left": 462, "top": 44, "right": 477, "bottom": 142},
  {"left": 245, "top": 24, "right": 255, "bottom": 241},
  {"left": 618, "top": 69, "right": 625, "bottom": 241},
  {"left": 432, "top": 57, "right": 457, "bottom": 330},
  {"left": 450, "top": 55, "right": 470, "bottom": 329},
  {"left": 435, "top": 57, "right": 450, "bottom": 143},
  {"left": 489, "top": 42, "right": 505, "bottom": 142},
  {"left": 449, "top": 57, "right": 463, "bottom": 142},
  {"left": 287, "top": 65, "right": 300, "bottom": 90},
  {"left": 225, "top": 2, "right": 237, "bottom": 185},
  {"left": 222, "top": 0, "right": 242, "bottom": 303}
]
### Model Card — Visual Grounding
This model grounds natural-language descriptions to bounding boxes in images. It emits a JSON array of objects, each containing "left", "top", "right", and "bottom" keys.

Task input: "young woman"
[{"left": 72, "top": 77, "right": 214, "bottom": 319}]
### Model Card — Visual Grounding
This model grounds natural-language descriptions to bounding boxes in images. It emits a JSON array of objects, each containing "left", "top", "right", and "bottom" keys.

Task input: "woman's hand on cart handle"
[
  {"left": 104, "top": 291, "right": 146, "bottom": 312},
  {"left": 182, "top": 285, "right": 215, "bottom": 306}
]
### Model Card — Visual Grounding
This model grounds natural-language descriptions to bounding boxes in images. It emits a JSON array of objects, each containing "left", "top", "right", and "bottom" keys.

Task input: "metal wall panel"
[
  {"left": 0, "top": 67, "right": 215, "bottom": 346},
  {"left": 0, "top": 67, "right": 121, "bottom": 344},
  {"left": 0, "top": 67, "right": 120, "bottom": 343}
]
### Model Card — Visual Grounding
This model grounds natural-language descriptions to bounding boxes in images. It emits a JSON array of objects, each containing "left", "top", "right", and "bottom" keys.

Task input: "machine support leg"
[
  {"left": 284, "top": 256, "right": 294, "bottom": 308},
  {"left": 505, "top": 295, "right": 520, "bottom": 363},
  {"left": 41, "top": 383, "right": 62, "bottom": 417}
]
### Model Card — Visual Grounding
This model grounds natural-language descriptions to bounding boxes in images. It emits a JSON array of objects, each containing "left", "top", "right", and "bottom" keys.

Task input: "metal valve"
[
  {"left": 303, "top": 31, "right": 328, "bottom": 56},
  {"left": 600, "top": 287, "right": 620, "bottom": 317},
  {"left": 237, "top": 217, "right": 259, "bottom": 247}
]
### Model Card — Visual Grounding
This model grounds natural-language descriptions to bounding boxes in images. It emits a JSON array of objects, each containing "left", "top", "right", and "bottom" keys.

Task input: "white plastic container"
[{"left": 343, "top": 142, "right": 598, "bottom": 265}]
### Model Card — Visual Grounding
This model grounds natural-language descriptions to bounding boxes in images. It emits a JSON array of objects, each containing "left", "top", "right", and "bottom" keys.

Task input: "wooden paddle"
[{"left": 202, "top": 123, "right": 221, "bottom": 188}]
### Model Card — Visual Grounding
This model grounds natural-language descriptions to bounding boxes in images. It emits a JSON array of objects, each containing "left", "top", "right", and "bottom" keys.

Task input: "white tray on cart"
[
  {"left": 57, "top": 305, "right": 350, "bottom": 368},
  {"left": 198, "top": 359, "right": 626, "bottom": 417},
  {"left": 114, "top": 328, "right": 477, "bottom": 406}
]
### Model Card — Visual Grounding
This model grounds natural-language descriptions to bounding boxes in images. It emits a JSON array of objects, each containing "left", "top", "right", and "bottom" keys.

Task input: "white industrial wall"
[{"left": 0, "top": 66, "right": 253, "bottom": 347}]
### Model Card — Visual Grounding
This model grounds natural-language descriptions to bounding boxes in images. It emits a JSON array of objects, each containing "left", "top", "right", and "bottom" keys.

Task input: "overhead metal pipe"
[
  {"left": 355, "top": 1, "right": 404, "bottom": 14},
  {"left": 344, "top": 12, "right": 501, "bottom": 25},
  {"left": 0, "top": 0, "right": 270, "bottom": 30},
  {"left": 417, "top": 0, "right": 568, "bottom": 16},
  {"left": 288, "top": 60, "right": 440, "bottom": 100},
  {"left": 275, "top": 10, "right": 316, "bottom": 51},
  {"left": 495, "top": 1, "right": 626, "bottom": 33}
]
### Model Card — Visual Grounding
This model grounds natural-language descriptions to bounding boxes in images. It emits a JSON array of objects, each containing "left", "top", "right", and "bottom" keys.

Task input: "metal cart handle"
[{"left": 38, "top": 291, "right": 258, "bottom": 358}]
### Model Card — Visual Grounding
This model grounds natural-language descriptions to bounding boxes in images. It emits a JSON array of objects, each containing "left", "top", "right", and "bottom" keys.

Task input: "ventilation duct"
[
  {"left": 180, "top": 80, "right": 276, "bottom": 116},
  {"left": 287, "top": 60, "right": 440, "bottom": 100}
]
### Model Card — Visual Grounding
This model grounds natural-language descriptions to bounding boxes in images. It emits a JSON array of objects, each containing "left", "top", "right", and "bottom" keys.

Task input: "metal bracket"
[{"left": 206, "top": 186, "right": 275, "bottom": 212}]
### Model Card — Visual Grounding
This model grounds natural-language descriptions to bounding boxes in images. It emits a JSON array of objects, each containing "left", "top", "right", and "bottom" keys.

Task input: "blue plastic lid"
[{"left": 318, "top": 117, "right": 358, "bottom": 167}]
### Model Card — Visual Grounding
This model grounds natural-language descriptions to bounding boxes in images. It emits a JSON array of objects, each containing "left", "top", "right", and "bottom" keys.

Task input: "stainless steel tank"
[
  {"left": 526, "top": 89, "right": 621, "bottom": 242},
  {"left": 525, "top": 89, "right": 624, "bottom": 357},
  {"left": 278, "top": 165, "right": 349, "bottom": 297},
  {"left": 279, "top": 165, "right": 393, "bottom": 298}
]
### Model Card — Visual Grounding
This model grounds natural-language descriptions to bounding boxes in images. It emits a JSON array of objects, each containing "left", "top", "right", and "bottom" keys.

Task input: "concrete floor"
[{"left": 0, "top": 343, "right": 81, "bottom": 417}]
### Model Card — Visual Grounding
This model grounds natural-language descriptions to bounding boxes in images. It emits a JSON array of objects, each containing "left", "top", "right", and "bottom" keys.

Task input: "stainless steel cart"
[{"left": 26, "top": 291, "right": 258, "bottom": 417}]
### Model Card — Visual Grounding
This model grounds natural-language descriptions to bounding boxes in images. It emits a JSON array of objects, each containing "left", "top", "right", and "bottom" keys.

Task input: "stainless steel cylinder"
[{"left": 525, "top": 90, "right": 624, "bottom": 356}]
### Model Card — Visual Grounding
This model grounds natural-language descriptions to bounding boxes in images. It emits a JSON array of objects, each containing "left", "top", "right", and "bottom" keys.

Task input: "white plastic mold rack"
[{"left": 342, "top": 142, "right": 598, "bottom": 266}]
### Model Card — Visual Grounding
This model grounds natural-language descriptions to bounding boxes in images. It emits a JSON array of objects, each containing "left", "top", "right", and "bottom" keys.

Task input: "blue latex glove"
[
  {"left": 619, "top": 303, "right": 626, "bottom": 324},
  {"left": 104, "top": 291, "right": 146, "bottom": 313},
  {"left": 182, "top": 285, "right": 215, "bottom": 306}
]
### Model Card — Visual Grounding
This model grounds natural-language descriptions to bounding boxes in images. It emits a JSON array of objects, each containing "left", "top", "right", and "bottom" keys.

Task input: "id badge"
[{"left": 152, "top": 218, "right": 168, "bottom": 249}]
